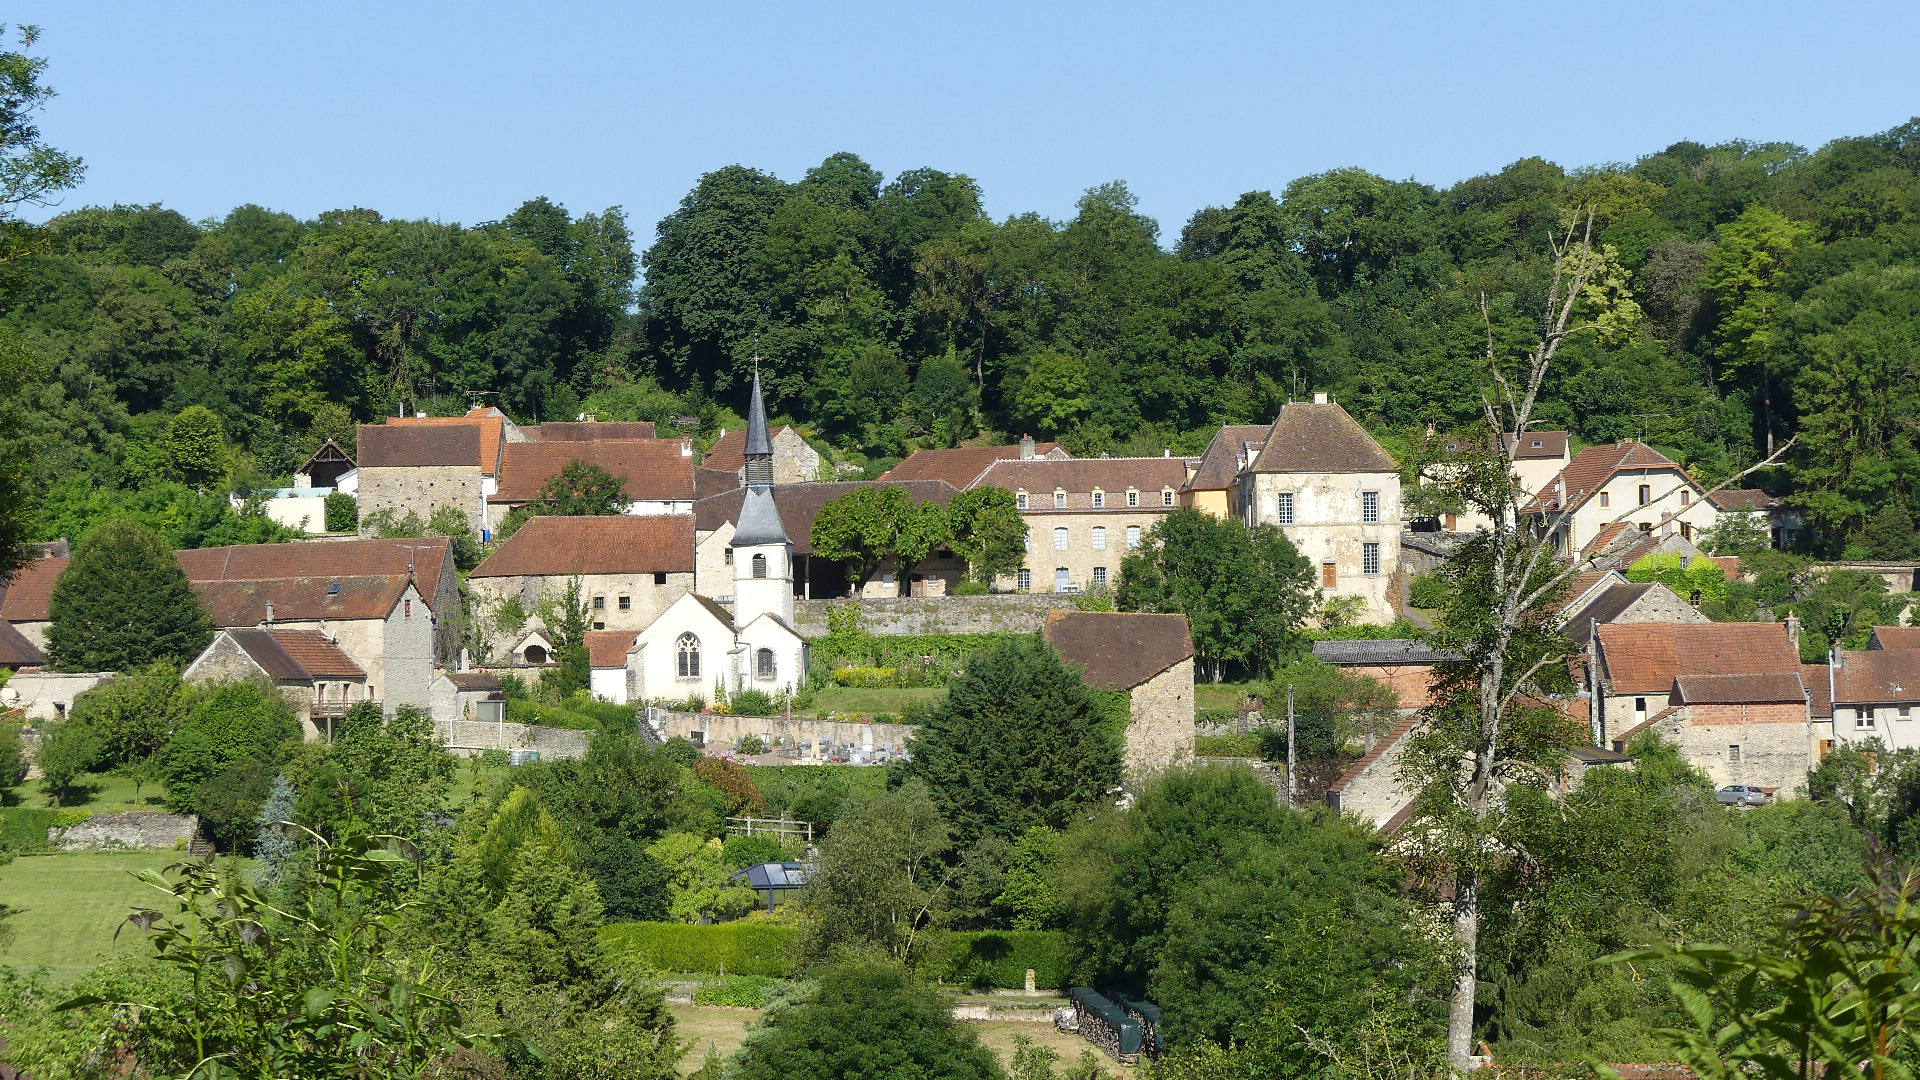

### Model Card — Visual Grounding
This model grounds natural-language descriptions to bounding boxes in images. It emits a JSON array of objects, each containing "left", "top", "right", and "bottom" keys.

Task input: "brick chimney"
[
  {"left": 1313, "top": 392, "right": 1329, "bottom": 405},
  {"left": 1785, "top": 613, "right": 1801, "bottom": 650},
  {"left": 1019, "top": 434, "right": 1036, "bottom": 460}
]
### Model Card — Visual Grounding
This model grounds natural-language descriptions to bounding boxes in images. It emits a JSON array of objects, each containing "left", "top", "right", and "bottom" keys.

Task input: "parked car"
[{"left": 1716, "top": 784, "right": 1771, "bottom": 807}]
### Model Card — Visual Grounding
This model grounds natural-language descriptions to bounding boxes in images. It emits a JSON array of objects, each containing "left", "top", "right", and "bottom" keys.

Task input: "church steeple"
[
  {"left": 732, "top": 367, "right": 794, "bottom": 628},
  {"left": 733, "top": 367, "right": 789, "bottom": 547}
]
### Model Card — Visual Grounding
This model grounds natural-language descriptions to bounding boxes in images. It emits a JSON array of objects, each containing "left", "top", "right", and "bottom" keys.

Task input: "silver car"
[{"left": 1716, "top": 785, "right": 1771, "bottom": 807}]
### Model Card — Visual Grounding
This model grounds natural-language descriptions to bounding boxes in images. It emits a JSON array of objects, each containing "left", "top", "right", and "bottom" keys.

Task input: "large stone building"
[
  {"left": 1589, "top": 620, "right": 1801, "bottom": 744},
  {"left": 466, "top": 515, "right": 697, "bottom": 658},
  {"left": 1235, "top": 395, "right": 1403, "bottom": 622},
  {"left": 703, "top": 424, "right": 821, "bottom": 486},
  {"left": 1043, "top": 609, "right": 1195, "bottom": 780},
  {"left": 1608, "top": 672, "right": 1821, "bottom": 794},
  {"left": 974, "top": 456, "right": 1194, "bottom": 595},
  {"left": 355, "top": 422, "right": 496, "bottom": 536}
]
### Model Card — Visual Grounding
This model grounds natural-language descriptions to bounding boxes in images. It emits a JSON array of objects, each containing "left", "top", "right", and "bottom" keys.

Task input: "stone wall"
[
  {"left": 1126, "top": 658, "right": 1195, "bottom": 780},
  {"left": 1246, "top": 469, "right": 1403, "bottom": 623},
  {"left": 435, "top": 720, "right": 593, "bottom": 759},
  {"left": 357, "top": 465, "right": 486, "bottom": 536},
  {"left": 1645, "top": 704, "right": 1814, "bottom": 793},
  {"left": 653, "top": 710, "right": 915, "bottom": 760},
  {"left": 791, "top": 594, "right": 1061, "bottom": 636},
  {"left": 49, "top": 811, "right": 197, "bottom": 851},
  {"left": 995, "top": 506, "right": 1173, "bottom": 596},
  {"left": 1616, "top": 583, "right": 1710, "bottom": 625},
  {"left": 3, "top": 671, "right": 114, "bottom": 720}
]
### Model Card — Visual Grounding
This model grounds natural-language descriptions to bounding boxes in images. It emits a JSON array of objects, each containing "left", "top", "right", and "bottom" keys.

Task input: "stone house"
[
  {"left": 1309, "top": 639, "right": 1463, "bottom": 710},
  {"left": 877, "top": 436, "right": 1069, "bottom": 486},
  {"left": 1589, "top": 621, "right": 1801, "bottom": 751},
  {"left": 1430, "top": 431, "right": 1572, "bottom": 533},
  {"left": 183, "top": 627, "right": 369, "bottom": 738},
  {"left": 1325, "top": 714, "right": 1422, "bottom": 830},
  {"left": 431, "top": 671, "right": 506, "bottom": 725},
  {"left": 1523, "top": 440, "right": 1725, "bottom": 557},
  {"left": 702, "top": 424, "right": 821, "bottom": 486},
  {"left": 355, "top": 414, "right": 510, "bottom": 536},
  {"left": 485, "top": 438, "right": 697, "bottom": 529},
  {"left": 1559, "top": 580, "right": 1708, "bottom": 650},
  {"left": 1043, "top": 609, "right": 1195, "bottom": 780},
  {"left": 1234, "top": 394, "right": 1403, "bottom": 623},
  {"left": 1607, "top": 672, "right": 1819, "bottom": 793},
  {"left": 1707, "top": 488, "right": 1805, "bottom": 550},
  {"left": 1179, "top": 424, "right": 1269, "bottom": 519},
  {"left": 693, "top": 480, "right": 961, "bottom": 600},
  {"left": 973, "top": 456, "right": 1194, "bottom": 595},
  {"left": 466, "top": 515, "right": 697, "bottom": 658},
  {"left": 1827, "top": 647, "right": 1920, "bottom": 750}
]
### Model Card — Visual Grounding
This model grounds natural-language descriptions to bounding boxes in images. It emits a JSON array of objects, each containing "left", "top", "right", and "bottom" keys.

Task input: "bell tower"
[{"left": 732, "top": 368, "right": 794, "bottom": 627}]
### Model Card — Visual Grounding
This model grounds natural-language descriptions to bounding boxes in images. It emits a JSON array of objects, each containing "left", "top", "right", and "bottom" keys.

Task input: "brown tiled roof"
[
  {"left": 702, "top": 425, "right": 797, "bottom": 475},
  {"left": 1551, "top": 571, "right": 1627, "bottom": 618},
  {"left": 878, "top": 443, "right": 1066, "bottom": 487},
  {"left": 587, "top": 629, "right": 639, "bottom": 669},
  {"left": 357, "top": 420, "right": 493, "bottom": 472},
  {"left": 0, "top": 620, "right": 43, "bottom": 668},
  {"left": 441, "top": 671, "right": 503, "bottom": 690},
  {"left": 1182, "top": 425, "right": 1270, "bottom": 492},
  {"left": 695, "top": 467, "right": 740, "bottom": 499},
  {"left": 1834, "top": 650, "right": 1920, "bottom": 705},
  {"left": 1597, "top": 622, "right": 1799, "bottom": 694},
  {"left": 1327, "top": 713, "right": 1422, "bottom": 795},
  {"left": 470, "top": 516, "right": 695, "bottom": 578},
  {"left": 177, "top": 538, "right": 453, "bottom": 614},
  {"left": 971, "top": 457, "right": 1194, "bottom": 496},
  {"left": 1708, "top": 488, "right": 1782, "bottom": 512},
  {"left": 1509, "top": 431, "right": 1569, "bottom": 459},
  {"left": 198, "top": 576, "right": 411, "bottom": 625},
  {"left": 1706, "top": 555, "right": 1742, "bottom": 579},
  {"left": 1524, "top": 440, "right": 1691, "bottom": 514},
  {"left": 528, "top": 421, "right": 658, "bottom": 441},
  {"left": 1801, "top": 664, "right": 1833, "bottom": 718},
  {"left": 491, "top": 440, "right": 695, "bottom": 503},
  {"left": 1871, "top": 627, "right": 1920, "bottom": 651},
  {"left": 694, "top": 481, "right": 957, "bottom": 556},
  {"left": 1672, "top": 672, "right": 1807, "bottom": 705},
  {"left": 1043, "top": 610, "right": 1193, "bottom": 690},
  {"left": 0, "top": 558, "right": 64, "bottom": 622},
  {"left": 225, "top": 628, "right": 365, "bottom": 680},
  {"left": 1249, "top": 401, "right": 1398, "bottom": 474}
]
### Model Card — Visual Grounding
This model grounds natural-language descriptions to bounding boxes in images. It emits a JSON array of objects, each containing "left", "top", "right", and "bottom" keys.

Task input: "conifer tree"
[{"left": 45, "top": 517, "right": 212, "bottom": 672}]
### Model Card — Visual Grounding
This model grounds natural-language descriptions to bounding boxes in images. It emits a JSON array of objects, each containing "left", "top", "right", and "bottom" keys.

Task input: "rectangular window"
[
  {"left": 1126, "top": 525, "right": 1142, "bottom": 549},
  {"left": 1093, "top": 491, "right": 1105, "bottom": 508},
  {"left": 1362, "top": 490, "right": 1379, "bottom": 523},
  {"left": 592, "top": 596, "right": 605, "bottom": 610},
  {"left": 1599, "top": 491, "right": 1610, "bottom": 508},
  {"left": 1680, "top": 489, "right": 1692, "bottom": 505},
  {"left": 1092, "top": 526, "right": 1107, "bottom": 550},
  {"left": 1276, "top": 492, "right": 1294, "bottom": 525},
  {"left": 1055, "top": 567, "right": 1070, "bottom": 591},
  {"left": 1638, "top": 484, "right": 1651, "bottom": 506},
  {"left": 1162, "top": 490, "right": 1174, "bottom": 507},
  {"left": 1054, "top": 527, "right": 1069, "bottom": 551},
  {"left": 1903, "top": 707, "right": 1913, "bottom": 719},
  {"left": 1016, "top": 492, "right": 1029, "bottom": 510},
  {"left": 1680, "top": 522, "right": 1693, "bottom": 541},
  {"left": 1860, "top": 708, "right": 1878, "bottom": 729},
  {"left": 1127, "top": 490, "right": 1139, "bottom": 508},
  {"left": 1321, "top": 562, "right": 1336, "bottom": 588},
  {"left": 618, "top": 595, "right": 631, "bottom": 611},
  {"left": 1362, "top": 542, "right": 1381, "bottom": 575},
  {"left": 1024, "top": 529, "right": 1033, "bottom": 553},
  {"left": 1729, "top": 744, "right": 1742, "bottom": 766},
  {"left": 654, "top": 572, "right": 667, "bottom": 585},
  {"left": 1054, "top": 491, "right": 1066, "bottom": 509},
  {"left": 1092, "top": 566, "right": 1107, "bottom": 588},
  {"left": 1820, "top": 738, "right": 1837, "bottom": 759},
  {"left": 1017, "top": 568, "right": 1032, "bottom": 591}
]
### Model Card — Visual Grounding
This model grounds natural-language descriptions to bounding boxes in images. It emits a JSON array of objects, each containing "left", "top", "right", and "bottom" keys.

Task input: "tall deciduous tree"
[
  {"left": 535, "top": 459, "right": 631, "bottom": 516},
  {"left": 46, "top": 517, "right": 212, "bottom": 672},
  {"left": 945, "top": 487, "right": 1026, "bottom": 584}
]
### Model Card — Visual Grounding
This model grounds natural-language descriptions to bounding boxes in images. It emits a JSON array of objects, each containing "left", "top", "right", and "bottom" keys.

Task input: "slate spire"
[{"left": 733, "top": 365, "right": 789, "bottom": 546}]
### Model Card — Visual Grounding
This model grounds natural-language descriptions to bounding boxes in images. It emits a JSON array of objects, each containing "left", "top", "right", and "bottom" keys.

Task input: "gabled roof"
[
  {"left": 586, "top": 629, "right": 640, "bottom": 669},
  {"left": 197, "top": 576, "right": 412, "bottom": 625},
  {"left": 224, "top": 628, "right": 366, "bottom": 681},
  {"left": 970, "top": 457, "right": 1193, "bottom": 495},
  {"left": 357, "top": 419, "right": 496, "bottom": 473},
  {"left": 1708, "top": 489, "right": 1784, "bottom": 512},
  {"left": 1672, "top": 672, "right": 1806, "bottom": 705},
  {"left": 1311, "top": 639, "right": 1462, "bottom": 665},
  {"left": 1509, "top": 431, "right": 1569, "bottom": 459},
  {"left": 0, "top": 557, "right": 63, "bottom": 622},
  {"left": 1834, "top": 650, "right": 1920, "bottom": 705},
  {"left": 1182, "top": 425, "right": 1271, "bottom": 492},
  {"left": 0, "top": 620, "right": 43, "bottom": 668},
  {"left": 1327, "top": 713, "right": 1422, "bottom": 796},
  {"left": 878, "top": 443, "right": 1067, "bottom": 487},
  {"left": 1523, "top": 440, "right": 1695, "bottom": 514},
  {"left": 440, "top": 671, "right": 503, "bottom": 691},
  {"left": 1803, "top": 664, "right": 1834, "bottom": 718},
  {"left": 491, "top": 440, "right": 695, "bottom": 503},
  {"left": 1247, "top": 400, "right": 1397, "bottom": 474},
  {"left": 695, "top": 467, "right": 739, "bottom": 499},
  {"left": 1563, "top": 584, "right": 1661, "bottom": 647},
  {"left": 1551, "top": 570, "right": 1630, "bottom": 619},
  {"left": 297, "top": 438, "right": 355, "bottom": 472},
  {"left": 470, "top": 516, "right": 695, "bottom": 578},
  {"left": 1870, "top": 627, "right": 1920, "bottom": 651},
  {"left": 177, "top": 538, "right": 453, "bottom": 611},
  {"left": 694, "top": 481, "right": 958, "bottom": 556},
  {"left": 1043, "top": 611, "right": 1193, "bottom": 690},
  {"left": 526, "top": 421, "right": 658, "bottom": 441},
  {"left": 1596, "top": 622, "right": 1799, "bottom": 695},
  {"left": 704, "top": 425, "right": 800, "bottom": 475}
]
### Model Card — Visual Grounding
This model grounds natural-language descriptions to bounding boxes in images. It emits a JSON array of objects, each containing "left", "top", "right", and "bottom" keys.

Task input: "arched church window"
[
  {"left": 676, "top": 633, "right": 701, "bottom": 679},
  {"left": 756, "top": 648, "right": 775, "bottom": 680},
  {"left": 752, "top": 553, "right": 768, "bottom": 579}
]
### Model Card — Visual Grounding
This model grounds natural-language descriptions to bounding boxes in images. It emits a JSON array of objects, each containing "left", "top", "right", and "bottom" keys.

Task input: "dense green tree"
[
  {"left": 45, "top": 517, "right": 212, "bottom": 672},
  {"left": 728, "top": 960, "right": 1004, "bottom": 1080},
  {"left": 797, "top": 782, "right": 954, "bottom": 961},
  {"left": 533, "top": 459, "right": 630, "bottom": 515},
  {"left": 901, "top": 635, "right": 1122, "bottom": 842},
  {"left": 294, "top": 702, "right": 453, "bottom": 841},
  {"left": 157, "top": 681, "right": 300, "bottom": 822},
  {"left": 945, "top": 486, "right": 1026, "bottom": 583}
]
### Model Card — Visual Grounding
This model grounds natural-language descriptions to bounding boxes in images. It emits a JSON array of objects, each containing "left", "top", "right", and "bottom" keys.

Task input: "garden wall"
[
  {"left": 653, "top": 710, "right": 914, "bottom": 759},
  {"left": 49, "top": 811, "right": 198, "bottom": 852},
  {"left": 4, "top": 671, "right": 115, "bottom": 721},
  {"left": 434, "top": 720, "right": 593, "bottom": 759},
  {"left": 792, "top": 594, "right": 1061, "bottom": 637}
]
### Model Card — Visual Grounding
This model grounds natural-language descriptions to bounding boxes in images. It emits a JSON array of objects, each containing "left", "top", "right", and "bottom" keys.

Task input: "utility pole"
[{"left": 1285, "top": 684, "right": 1297, "bottom": 809}]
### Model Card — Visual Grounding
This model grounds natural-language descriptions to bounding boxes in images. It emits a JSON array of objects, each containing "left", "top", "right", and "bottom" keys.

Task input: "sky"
[{"left": 19, "top": 1, "right": 1920, "bottom": 252}]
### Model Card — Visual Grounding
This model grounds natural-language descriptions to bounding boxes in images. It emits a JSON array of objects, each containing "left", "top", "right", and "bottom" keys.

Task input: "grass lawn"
[
  {"left": 664, "top": 1002, "right": 1114, "bottom": 1077},
  {"left": 0, "top": 851, "right": 225, "bottom": 982},
  {"left": 802, "top": 686, "right": 945, "bottom": 718},
  {"left": 8, "top": 772, "right": 168, "bottom": 814},
  {"left": 1195, "top": 681, "right": 1263, "bottom": 711}
]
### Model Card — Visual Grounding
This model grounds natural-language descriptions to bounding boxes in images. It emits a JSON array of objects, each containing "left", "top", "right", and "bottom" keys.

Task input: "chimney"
[
  {"left": 1785, "top": 613, "right": 1801, "bottom": 649},
  {"left": 1312, "top": 392, "right": 1329, "bottom": 405},
  {"left": 459, "top": 646, "right": 471, "bottom": 672},
  {"left": 681, "top": 436, "right": 693, "bottom": 457},
  {"left": 1019, "top": 434, "right": 1036, "bottom": 460},
  {"left": 1163, "top": 449, "right": 1171, "bottom": 457},
  {"left": 264, "top": 601, "right": 274, "bottom": 625}
]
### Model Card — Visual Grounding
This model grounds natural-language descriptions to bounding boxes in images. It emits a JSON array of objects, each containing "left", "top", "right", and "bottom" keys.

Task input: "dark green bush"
[
  {"left": 1407, "top": 571, "right": 1448, "bottom": 610},
  {"left": 1193, "top": 733, "right": 1262, "bottom": 758},
  {"left": 692, "top": 974, "right": 793, "bottom": 1008},
  {"left": 744, "top": 765, "right": 890, "bottom": 828},
  {"left": 951, "top": 580, "right": 991, "bottom": 596},
  {"left": 917, "top": 930, "right": 1068, "bottom": 990},
  {"left": 723, "top": 833, "right": 788, "bottom": 868},
  {"left": 600, "top": 921, "right": 800, "bottom": 977},
  {"left": 730, "top": 690, "right": 776, "bottom": 717},
  {"left": 0, "top": 808, "right": 91, "bottom": 854}
]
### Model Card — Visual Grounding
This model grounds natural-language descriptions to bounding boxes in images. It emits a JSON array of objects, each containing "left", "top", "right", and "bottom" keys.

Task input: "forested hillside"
[{"left": 6, "top": 122, "right": 1920, "bottom": 552}]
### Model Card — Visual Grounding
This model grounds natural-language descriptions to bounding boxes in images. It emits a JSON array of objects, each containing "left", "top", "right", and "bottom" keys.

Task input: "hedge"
[
  {"left": 692, "top": 974, "right": 794, "bottom": 1008},
  {"left": 600, "top": 921, "right": 800, "bottom": 977},
  {"left": 0, "top": 808, "right": 91, "bottom": 854},
  {"left": 917, "top": 930, "right": 1069, "bottom": 990}
]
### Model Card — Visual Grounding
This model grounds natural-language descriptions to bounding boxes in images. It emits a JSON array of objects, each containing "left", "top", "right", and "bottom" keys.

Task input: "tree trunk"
[{"left": 1449, "top": 868, "right": 1481, "bottom": 1070}]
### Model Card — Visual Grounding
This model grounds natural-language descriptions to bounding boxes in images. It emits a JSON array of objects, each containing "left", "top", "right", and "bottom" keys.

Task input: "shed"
[{"left": 730, "top": 861, "right": 811, "bottom": 910}]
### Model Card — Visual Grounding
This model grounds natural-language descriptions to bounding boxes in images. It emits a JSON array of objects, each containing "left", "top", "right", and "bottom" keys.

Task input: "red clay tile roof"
[
  {"left": 702, "top": 425, "right": 798, "bottom": 475},
  {"left": 1524, "top": 440, "right": 1693, "bottom": 514},
  {"left": 1871, "top": 627, "right": 1920, "bottom": 651},
  {"left": 586, "top": 629, "right": 639, "bottom": 669},
  {"left": 225, "top": 628, "right": 366, "bottom": 680},
  {"left": 358, "top": 419, "right": 498, "bottom": 473},
  {"left": 1802, "top": 664, "right": 1834, "bottom": 718},
  {"left": 694, "top": 481, "right": 958, "bottom": 556},
  {"left": 177, "top": 538, "right": 453, "bottom": 613},
  {"left": 198, "top": 576, "right": 412, "bottom": 625},
  {"left": 1708, "top": 488, "right": 1782, "bottom": 512},
  {"left": 0, "top": 558, "right": 64, "bottom": 622},
  {"left": 1509, "top": 431, "right": 1569, "bottom": 459},
  {"left": 1706, "top": 555, "right": 1743, "bottom": 579},
  {"left": 1672, "top": 672, "right": 1807, "bottom": 705},
  {"left": 470, "top": 515, "right": 695, "bottom": 578},
  {"left": 1834, "top": 650, "right": 1920, "bottom": 704},
  {"left": 1182, "top": 425, "right": 1271, "bottom": 492},
  {"left": 971, "top": 456, "right": 1194, "bottom": 495},
  {"left": 1597, "top": 622, "right": 1799, "bottom": 694},
  {"left": 1043, "top": 610, "right": 1193, "bottom": 690},
  {"left": 528, "top": 421, "right": 658, "bottom": 441},
  {"left": 878, "top": 443, "right": 1066, "bottom": 486},
  {"left": 491, "top": 440, "right": 695, "bottom": 503},
  {"left": 1249, "top": 401, "right": 1398, "bottom": 474},
  {"left": 1327, "top": 712, "right": 1422, "bottom": 795},
  {"left": 0, "top": 620, "right": 43, "bottom": 668}
]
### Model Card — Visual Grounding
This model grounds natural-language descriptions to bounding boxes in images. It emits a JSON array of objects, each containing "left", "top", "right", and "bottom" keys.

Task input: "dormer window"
[
  {"left": 1161, "top": 489, "right": 1174, "bottom": 507},
  {"left": 1093, "top": 489, "right": 1105, "bottom": 508},
  {"left": 1127, "top": 489, "right": 1139, "bottom": 508},
  {"left": 1016, "top": 490, "right": 1028, "bottom": 510},
  {"left": 1054, "top": 489, "right": 1066, "bottom": 509},
  {"left": 1530, "top": 439, "right": 1543, "bottom": 448}
]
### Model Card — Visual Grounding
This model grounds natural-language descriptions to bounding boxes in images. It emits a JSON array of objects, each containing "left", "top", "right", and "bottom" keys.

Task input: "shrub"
[
  {"left": 744, "top": 765, "right": 890, "bottom": 828},
  {"left": 477, "top": 747, "right": 510, "bottom": 768},
  {"left": 693, "top": 974, "right": 793, "bottom": 1008},
  {"left": 833, "top": 667, "right": 900, "bottom": 688},
  {"left": 917, "top": 930, "right": 1069, "bottom": 990},
  {"left": 731, "top": 690, "right": 776, "bottom": 718},
  {"left": 694, "top": 756, "right": 766, "bottom": 815},
  {"left": 1193, "top": 733, "right": 1262, "bottom": 758},
  {"left": 1196, "top": 707, "right": 1238, "bottom": 728},
  {"left": 723, "top": 833, "right": 789, "bottom": 868},
  {"left": 0, "top": 808, "right": 91, "bottom": 854},
  {"left": 736, "top": 733, "right": 768, "bottom": 755},
  {"left": 1408, "top": 571, "right": 1449, "bottom": 610},
  {"left": 600, "top": 921, "right": 800, "bottom": 977},
  {"left": 659, "top": 737, "right": 701, "bottom": 767},
  {"left": 951, "top": 580, "right": 990, "bottom": 596}
]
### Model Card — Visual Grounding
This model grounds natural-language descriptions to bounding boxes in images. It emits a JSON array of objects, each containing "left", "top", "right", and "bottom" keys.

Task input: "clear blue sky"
[{"left": 22, "top": 0, "right": 1920, "bottom": 251}]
